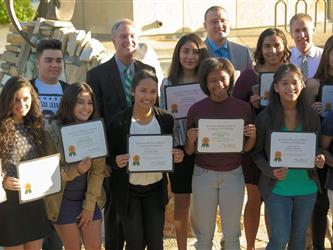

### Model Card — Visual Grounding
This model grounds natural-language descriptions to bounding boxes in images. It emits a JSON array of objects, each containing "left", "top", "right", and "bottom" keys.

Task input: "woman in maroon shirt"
[{"left": 185, "top": 57, "right": 256, "bottom": 249}]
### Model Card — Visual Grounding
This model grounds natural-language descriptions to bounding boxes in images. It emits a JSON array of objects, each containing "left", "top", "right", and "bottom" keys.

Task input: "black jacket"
[{"left": 106, "top": 106, "right": 174, "bottom": 218}]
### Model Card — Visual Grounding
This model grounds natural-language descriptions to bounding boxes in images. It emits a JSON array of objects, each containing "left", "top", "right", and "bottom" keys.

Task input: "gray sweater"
[{"left": 252, "top": 107, "right": 322, "bottom": 200}]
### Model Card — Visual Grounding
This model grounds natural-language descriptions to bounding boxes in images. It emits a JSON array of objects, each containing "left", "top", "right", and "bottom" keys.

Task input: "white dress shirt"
[{"left": 291, "top": 46, "right": 323, "bottom": 79}]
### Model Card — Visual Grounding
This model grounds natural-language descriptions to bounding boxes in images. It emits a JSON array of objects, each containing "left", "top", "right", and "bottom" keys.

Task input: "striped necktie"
[
  {"left": 124, "top": 67, "right": 133, "bottom": 106},
  {"left": 301, "top": 54, "right": 308, "bottom": 79}
]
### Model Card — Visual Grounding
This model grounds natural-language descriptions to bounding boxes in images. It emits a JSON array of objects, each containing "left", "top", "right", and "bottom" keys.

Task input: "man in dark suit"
[
  {"left": 203, "top": 5, "right": 252, "bottom": 73},
  {"left": 86, "top": 18, "right": 155, "bottom": 250}
]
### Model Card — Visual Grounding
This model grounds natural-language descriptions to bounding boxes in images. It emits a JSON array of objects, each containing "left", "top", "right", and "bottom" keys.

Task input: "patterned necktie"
[
  {"left": 124, "top": 67, "right": 133, "bottom": 106},
  {"left": 301, "top": 54, "right": 308, "bottom": 79}
]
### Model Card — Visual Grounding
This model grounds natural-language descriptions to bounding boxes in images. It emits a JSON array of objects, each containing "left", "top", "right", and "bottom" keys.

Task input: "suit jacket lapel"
[
  {"left": 228, "top": 41, "right": 238, "bottom": 69},
  {"left": 109, "top": 57, "right": 127, "bottom": 107}
]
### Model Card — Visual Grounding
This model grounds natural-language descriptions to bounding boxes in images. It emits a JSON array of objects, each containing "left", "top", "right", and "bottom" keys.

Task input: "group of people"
[{"left": 0, "top": 4, "right": 333, "bottom": 250}]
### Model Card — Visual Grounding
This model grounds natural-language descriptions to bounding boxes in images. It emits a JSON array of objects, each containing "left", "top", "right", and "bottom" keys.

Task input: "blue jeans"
[{"left": 265, "top": 192, "right": 317, "bottom": 250}]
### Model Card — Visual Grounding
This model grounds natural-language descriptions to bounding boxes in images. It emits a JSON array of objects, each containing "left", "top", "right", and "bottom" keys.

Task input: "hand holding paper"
[
  {"left": 76, "top": 157, "right": 92, "bottom": 174},
  {"left": 3, "top": 176, "right": 20, "bottom": 191},
  {"left": 315, "top": 154, "right": 325, "bottom": 168},
  {"left": 273, "top": 167, "right": 288, "bottom": 180},
  {"left": 244, "top": 124, "right": 256, "bottom": 138},
  {"left": 172, "top": 148, "right": 184, "bottom": 163},
  {"left": 116, "top": 154, "right": 130, "bottom": 168}
]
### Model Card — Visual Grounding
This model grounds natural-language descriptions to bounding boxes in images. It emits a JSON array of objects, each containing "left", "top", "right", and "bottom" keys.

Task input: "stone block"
[
  {"left": 67, "top": 30, "right": 86, "bottom": 56},
  {"left": 1, "top": 63, "right": 11, "bottom": 71},
  {"left": 75, "top": 31, "right": 91, "bottom": 57},
  {"left": 79, "top": 39, "right": 105, "bottom": 62},
  {"left": 5, "top": 45, "right": 21, "bottom": 53},
  {"left": 53, "top": 27, "right": 76, "bottom": 52},
  {"left": 1, "top": 74, "right": 11, "bottom": 85},
  {"left": 65, "top": 63, "right": 88, "bottom": 84},
  {"left": 44, "top": 20, "right": 74, "bottom": 28},
  {"left": 6, "top": 33, "right": 25, "bottom": 46},
  {"left": 9, "top": 66, "right": 18, "bottom": 76},
  {"left": 2, "top": 51, "right": 19, "bottom": 64}
]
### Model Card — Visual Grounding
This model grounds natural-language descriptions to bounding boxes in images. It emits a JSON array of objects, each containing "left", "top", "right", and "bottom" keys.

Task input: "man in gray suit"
[{"left": 204, "top": 6, "right": 252, "bottom": 72}]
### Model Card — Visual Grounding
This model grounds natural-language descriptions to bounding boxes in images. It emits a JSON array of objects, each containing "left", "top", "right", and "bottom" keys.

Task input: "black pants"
[
  {"left": 42, "top": 226, "right": 62, "bottom": 250},
  {"left": 104, "top": 177, "right": 124, "bottom": 250},
  {"left": 312, "top": 166, "right": 332, "bottom": 250},
  {"left": 120, "top": 181, "right": 165, "bottom": 250}
]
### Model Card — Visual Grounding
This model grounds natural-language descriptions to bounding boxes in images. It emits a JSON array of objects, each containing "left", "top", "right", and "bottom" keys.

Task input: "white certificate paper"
[
  {"left": 61, "top": 119, "right": 108, "bottom": 163},
  {"left": 0, "top": 159, "right": 6, "bottom": 203},
  {"left": 128, "top": 135, "right": 173, "bottom": 172},
  {"left": 321, "top": 85, "right": 333, "bottom": 118},
  {"left": 259, "top": 73, "right": 274, "bottom": 107},
  {"left": 269, "top": 132, "right": 317, "bottom": 168},
  {"left": 165, "top": 83, "right": 207, "bottom": 119},
  {"left": 17, "top": 154, "right": 61, "bottom": 203},
  {"left": 197, "top": 119, "right": 244, "bottom": 153}
]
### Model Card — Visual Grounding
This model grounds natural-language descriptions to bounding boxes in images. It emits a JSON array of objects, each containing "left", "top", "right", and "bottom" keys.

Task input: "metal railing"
[{"left": 274, "top": 0, "right": 328, "bottom": 33}]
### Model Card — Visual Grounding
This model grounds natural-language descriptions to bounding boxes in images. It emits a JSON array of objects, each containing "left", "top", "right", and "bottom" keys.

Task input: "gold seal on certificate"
[
  {"left": 259, "top": 72, "right": 274, "bottom": 107},
  {"left": 128, "top": 135, "right": 173, "bottom": 172},
  {"left": 197, "top": 119, "right": 244, "bottom": 153},
  {"left": 0, "top": 159, "right": 6, "bottom": 203},
  {"left": 60, "top": 119, "right": 108, "bottom": 163},
  {"left": 269, "top": 132, "right": 317, "bottom": 168},
  {"left": 321, "top": 85, "right": 333, "bottom": 118},
  {"left": 165, "top": 83, "right": 207, "bottom": 119},
  {"left": 16, "top": 154, "right": 61, "bottom": 203}
]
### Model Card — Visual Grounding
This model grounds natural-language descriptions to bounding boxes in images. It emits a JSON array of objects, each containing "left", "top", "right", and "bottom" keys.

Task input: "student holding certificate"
[
  {"left": 303, "top": 36, "right": 333, "bottom": 247},
  {"left": 321, "top": 110, "right": 333, "bottom": 213},
  {"left": 159, "top": 33, "right": 209, "bottom": 250},
  {"left": 0, "top": 77, "right": 53, "bottom": 248},
  {"left": 45, "top": 83, "right": 105, "bottom": 249},
  {"left": 107, "top": 69, "right": 184, "bottom": 250},
  {"left": 185, "top": 58, "right": 256, "bottom": 249},
  {"left": 252, "top": 63, "right": 325, "bottom": 249},
  {"left": 232, "top": 28, "right": 291, "bottom": 250}
]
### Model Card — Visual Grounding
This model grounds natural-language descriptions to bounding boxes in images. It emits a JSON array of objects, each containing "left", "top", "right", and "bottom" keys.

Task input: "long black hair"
[
  {"left": 50, "top": 82, "right": 98, "bottom": 124},
  {"left": 267, "top": 63, "right": 314, "bottom": 131}
]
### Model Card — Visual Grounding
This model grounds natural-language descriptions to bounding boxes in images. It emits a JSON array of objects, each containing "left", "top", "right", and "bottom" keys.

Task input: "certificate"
[
  {"left": 197, "top": 119, "right": 244, "bottom": 153},
  {"left": 17, "top": 154, "right": 61, "bottom": 203},
  {"left": 0, "top": 159, "right": 6, "bottom": 203},
  {"left": 259, "top": 72, "right": 274, "bottom": 107},
  {"left": 60, "top": 119, "right": 108, "bottom": 163},
  {"left": 165, "top": 83, "right": 207, "bottom": 119},
  {"left": 128, "top": 135, "right": 173, "bottom": 172},
  {"left": 321, "top": 85, "right": 333, "bottom": 117},
  {"left": 269, "top": 132, "right": 317, "bottom": 168}
]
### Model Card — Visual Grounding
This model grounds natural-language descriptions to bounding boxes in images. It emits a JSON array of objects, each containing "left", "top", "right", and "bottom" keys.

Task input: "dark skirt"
[
  {"left": 169, "top": 146, "right": 195, "bottom": 194},
  {"left": 55, "top": 173, "right": 101, "bottom": 225},
  {"left": 242, "top": 152, "right": 260, "bottom": 185},
  {"left": 0, "top": 190, "right": 51, "bottom": 247}
]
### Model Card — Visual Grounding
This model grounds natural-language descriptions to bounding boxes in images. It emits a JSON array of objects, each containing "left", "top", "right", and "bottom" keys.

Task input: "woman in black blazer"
[{"left": 107, "top": 69, "right": 184, "bottom": 250}]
